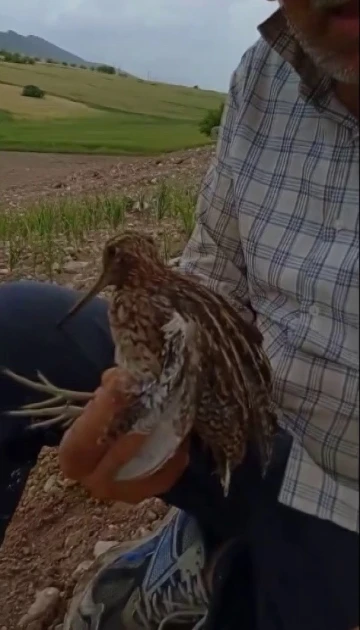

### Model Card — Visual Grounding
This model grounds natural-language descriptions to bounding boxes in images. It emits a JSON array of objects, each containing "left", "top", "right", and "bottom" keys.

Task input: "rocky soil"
[{"left": 0, "top": 147, "right": 212, "bottom": 209}]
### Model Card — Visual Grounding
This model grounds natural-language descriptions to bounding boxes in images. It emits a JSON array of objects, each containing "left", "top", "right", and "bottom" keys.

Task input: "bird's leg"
[{"left": 1, "top": 368, "right": 93, "bottom": 431}]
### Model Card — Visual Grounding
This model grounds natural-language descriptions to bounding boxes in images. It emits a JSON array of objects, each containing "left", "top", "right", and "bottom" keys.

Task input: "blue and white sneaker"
[{"left": 64, "top": 509, "right": 209, "bottom": 630}]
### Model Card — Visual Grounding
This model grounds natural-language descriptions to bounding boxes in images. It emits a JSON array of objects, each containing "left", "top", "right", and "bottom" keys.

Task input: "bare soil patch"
[
  {"left": 0, "top": 147, "right": 211, "bottom": 208},
  {"left": 0, "top": 152, "right": 134, "bottom": 196}
]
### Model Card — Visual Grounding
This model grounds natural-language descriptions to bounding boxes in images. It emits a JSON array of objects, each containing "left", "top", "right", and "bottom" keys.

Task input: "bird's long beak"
[{"left": 57, "top": 271, "right": 108, "bottom": 327}]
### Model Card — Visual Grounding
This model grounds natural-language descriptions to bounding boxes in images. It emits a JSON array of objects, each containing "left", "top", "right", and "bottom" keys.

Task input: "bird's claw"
[{"left": 1, "top": 368, "right": 93, "bottom": 430}]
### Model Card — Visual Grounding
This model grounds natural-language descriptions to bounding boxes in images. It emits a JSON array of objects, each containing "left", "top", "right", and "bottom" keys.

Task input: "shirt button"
[
  {"left": 309, "top": 304, "right": 320, "bottom": 317},
  {"left": 333, "top": 219, "right": 344, "bottom": 231}
]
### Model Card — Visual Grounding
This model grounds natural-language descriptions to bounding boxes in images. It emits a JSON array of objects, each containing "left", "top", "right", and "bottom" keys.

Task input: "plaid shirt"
[{"left": 180, "top": 10, "right": 359, "bottom": 533}]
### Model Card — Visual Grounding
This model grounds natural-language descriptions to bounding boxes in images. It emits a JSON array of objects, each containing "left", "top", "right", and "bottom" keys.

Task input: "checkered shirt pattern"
[{"left": 179, "top": 10, "right": 359, "bottom": 533}]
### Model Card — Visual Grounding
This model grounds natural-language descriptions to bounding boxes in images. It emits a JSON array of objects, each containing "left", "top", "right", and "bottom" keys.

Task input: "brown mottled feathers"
[{"left": 62, "top": 230, "right": 277, "bottom": 491}]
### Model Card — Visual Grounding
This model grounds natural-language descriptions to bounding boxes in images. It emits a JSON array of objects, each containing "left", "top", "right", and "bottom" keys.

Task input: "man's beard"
[
  {"left": 280, "top": 0, "right": 359, "bottom": 84},
  {"left": 292, "top": 27, "right": 358, "bottom": 83}
]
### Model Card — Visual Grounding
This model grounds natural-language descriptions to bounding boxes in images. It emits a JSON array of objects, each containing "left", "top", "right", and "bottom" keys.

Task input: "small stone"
[
  {"left": 72, "top": 275, "right": 87, "bottom": 290},
  {"left": 147, "top": 510, "right": 157, "bottom": 522},
  {"left": 43, "top": 475, "right": 57, "bottom": 493},
  {"left": 168, "top": 256, "right": 180, "bottom": 268},
  {"left": 18, "top": 587, "right": 60, "bottom": 627},
  {"left": 51, "top": 262, "right": 61, "bottom": 273},
  {"left": 65, "top": 532, "right": 82, "bottom": 549},
  {"left": 0, "top": 268, "right": 9, "bottom": 276},
  {"left": 93, "top": 540, "right": 118, "bottom": 558},
  {"left": 135, "top": 526, "right": 151, "bottom": 539},
  {"left": 74, "top": 560, "right": 93, "bottom": 576},
  {"left": 61, "top": 478, "right": 77, "bottom": 489},
  {"left": 63, "top": 261, "right": 89, "bottom": 273},
  {"left": 150, "top": 520, "right": 161, "bottom": 531}
]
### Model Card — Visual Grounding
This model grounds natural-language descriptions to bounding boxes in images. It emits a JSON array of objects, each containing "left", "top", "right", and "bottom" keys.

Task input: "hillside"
[
  {"left": 0, "top": 62, "right": 223, "bottom": 120},
  {"left": 0, "top": 29, "right": 91, "bottom": 65},
  {"left": 0, "top": 60, "right": 224, "bottom": 154}
]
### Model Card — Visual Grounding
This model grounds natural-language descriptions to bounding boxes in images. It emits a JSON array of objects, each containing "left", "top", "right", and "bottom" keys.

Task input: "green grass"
[
  {"left": 0, "top": 61, "right": 224, "bottom": 153},
  {"left": 0, "top": 182, "right": 197, "bottom": 278},
  {"left": 0, "top": 82, "right": 98, "bottom": 120},
  {"left": 0, "top": 110, "right": 211, "bottom": 153}
]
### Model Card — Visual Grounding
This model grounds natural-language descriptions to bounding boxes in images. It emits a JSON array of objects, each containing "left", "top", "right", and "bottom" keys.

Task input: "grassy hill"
[
  {"left": 0, "top": 61, "right": 225, "bottom": 154},
  {"left": 0, "top": 30, "right": 91, "bottom": 66}
]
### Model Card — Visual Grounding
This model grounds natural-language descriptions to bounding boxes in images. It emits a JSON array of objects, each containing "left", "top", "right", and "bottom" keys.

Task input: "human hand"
[{"left": 58, "top": 367, "right": 190, "bottom": 503}]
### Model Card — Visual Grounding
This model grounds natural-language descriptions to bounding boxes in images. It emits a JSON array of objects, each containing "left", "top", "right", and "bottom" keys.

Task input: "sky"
[{"left": 0, "top": 0, "right": 275, "bottom": 91}]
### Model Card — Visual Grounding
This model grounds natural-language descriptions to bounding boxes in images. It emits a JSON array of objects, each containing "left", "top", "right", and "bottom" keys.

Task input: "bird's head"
[
  {"left": 58, "top": 231, "right": 162, "bottom": 325},
  {"left": 102, "top": 231, "right": 161, "bottom": 286}
]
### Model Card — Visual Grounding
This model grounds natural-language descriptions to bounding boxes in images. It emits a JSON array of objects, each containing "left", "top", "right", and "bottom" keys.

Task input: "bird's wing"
[{"left": 114, "top": 310, "right": 198, "bottom": 481}]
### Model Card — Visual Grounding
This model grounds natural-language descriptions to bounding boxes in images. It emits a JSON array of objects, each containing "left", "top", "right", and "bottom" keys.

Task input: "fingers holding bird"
[
  {"left": 1, "top": 364, "right": 190, "bottom": 503},
  {"left": 58, "top": 365, "right": 190, "bottom": 499}
]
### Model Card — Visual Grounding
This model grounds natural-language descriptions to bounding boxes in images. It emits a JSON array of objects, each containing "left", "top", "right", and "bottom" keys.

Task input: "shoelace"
[{"left": 135, "top": 570, "right": 209, "bottom": 630}]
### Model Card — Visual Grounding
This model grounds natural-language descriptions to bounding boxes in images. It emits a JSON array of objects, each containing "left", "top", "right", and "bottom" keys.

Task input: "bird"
[{"left": 2, "top": 230, "right": 277, "bottom": 495}]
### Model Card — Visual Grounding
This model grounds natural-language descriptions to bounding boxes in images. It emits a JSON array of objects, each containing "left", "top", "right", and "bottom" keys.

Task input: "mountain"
[{"left": 0, "top": 30, "right": 91, "bottom": 65}]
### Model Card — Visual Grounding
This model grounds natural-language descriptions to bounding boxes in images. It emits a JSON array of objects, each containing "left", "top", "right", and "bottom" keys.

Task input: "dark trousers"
[{"left": 0, "top": 281, "right": 358, "bottom": 630}]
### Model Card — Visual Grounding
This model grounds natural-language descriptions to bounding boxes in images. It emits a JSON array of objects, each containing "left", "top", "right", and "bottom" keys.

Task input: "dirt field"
[
  {"left": 0, "top": 148, "right": 212, "bottom": 629},
  {"left": 0, "top": 148, "right": 211, "bottom": 207},
  {"left": 0, "top": 151, "right": 136, "bottom": 196}
]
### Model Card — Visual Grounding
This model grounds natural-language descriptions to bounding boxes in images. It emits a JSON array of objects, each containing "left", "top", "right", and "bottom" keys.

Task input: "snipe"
[{"left": 2, "top": 231, "right": 277, "bottom": 494}]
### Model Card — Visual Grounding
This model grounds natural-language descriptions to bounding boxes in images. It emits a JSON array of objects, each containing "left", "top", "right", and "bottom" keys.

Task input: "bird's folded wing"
[{"left": 114, "top": 310, "right": 198, "bottom": 480}]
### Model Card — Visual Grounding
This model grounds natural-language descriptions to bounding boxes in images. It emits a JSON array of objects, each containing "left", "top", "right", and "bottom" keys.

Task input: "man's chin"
[{"left": 298, "top": 34, "right": 359, "bottom": 83}]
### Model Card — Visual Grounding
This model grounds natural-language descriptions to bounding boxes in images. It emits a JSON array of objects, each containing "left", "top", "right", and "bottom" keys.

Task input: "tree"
[
  {"left": 97, "top": 64, "right": 116, "bottom": 75},
  {"left": 22, "top": 85, "right": 45, "bottom": 99},
  {"left": 199, "top": 102, "right": 225, "bottom": 137},
  {"left": 0, "top": 51, "right": 36, "bottom": 64}
]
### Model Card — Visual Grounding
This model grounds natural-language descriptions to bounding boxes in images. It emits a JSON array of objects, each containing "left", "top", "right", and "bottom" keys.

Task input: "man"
[{"left": 0, "top": 1, "right": 358, "bottom": 628}]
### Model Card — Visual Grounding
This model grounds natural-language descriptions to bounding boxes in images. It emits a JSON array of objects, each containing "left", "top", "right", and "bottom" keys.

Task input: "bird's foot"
[{"left": 1, "top": 368, "right": 93, "bottom": 431}]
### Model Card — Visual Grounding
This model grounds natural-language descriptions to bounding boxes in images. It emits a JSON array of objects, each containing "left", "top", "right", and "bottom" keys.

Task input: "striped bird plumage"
[{"left": 60, "top": 230, "right": 277, "bottom": 492}]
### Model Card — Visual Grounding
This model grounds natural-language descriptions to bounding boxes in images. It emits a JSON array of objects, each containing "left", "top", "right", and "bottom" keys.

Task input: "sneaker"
[{"left": 64, "top": 508, "right": 209, "bottom": 630}]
